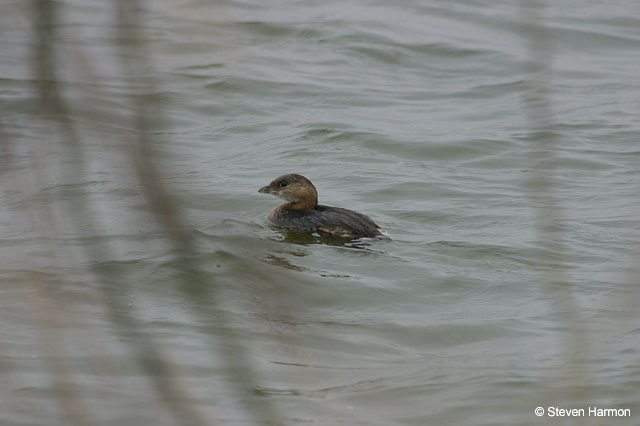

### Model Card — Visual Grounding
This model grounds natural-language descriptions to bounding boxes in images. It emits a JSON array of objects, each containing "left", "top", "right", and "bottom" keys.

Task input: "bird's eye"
[{"left": 279, "top": 181, "right": 288, "bottom": 187}]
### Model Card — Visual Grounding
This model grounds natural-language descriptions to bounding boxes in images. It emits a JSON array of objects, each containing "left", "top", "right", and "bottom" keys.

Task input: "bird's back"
[{"left": 269, "top": 204, "right": 384, "bottom": 239}]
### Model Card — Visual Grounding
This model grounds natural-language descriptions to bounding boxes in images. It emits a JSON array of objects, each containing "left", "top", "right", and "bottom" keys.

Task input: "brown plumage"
[{"left": 259, "top": 174, "right": 387, "bottom": 240}]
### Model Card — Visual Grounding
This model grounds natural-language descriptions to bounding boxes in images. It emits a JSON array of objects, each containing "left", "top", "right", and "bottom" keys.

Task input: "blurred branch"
[
  {"left": 112, "top": 1, "right": 285, "bottom": 425},
  {"left": 30, "top": 1, "right": 93, "bottom": 425},
  {"left": 519, "top": 0, "right": 591, "bottom": 412},
  {"left": 29, "top": 1, "right": 212, "bottom": 425}
]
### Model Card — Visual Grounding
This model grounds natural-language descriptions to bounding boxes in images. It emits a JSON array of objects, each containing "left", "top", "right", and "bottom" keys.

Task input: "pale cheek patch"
[{"left": 276, "top": 190, "right": 299, "bottom": 202}]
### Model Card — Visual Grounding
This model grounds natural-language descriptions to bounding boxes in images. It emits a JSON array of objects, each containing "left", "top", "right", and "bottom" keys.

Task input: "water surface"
[{"left": 1, "top": 0, "right": 639, "bottom": 425}]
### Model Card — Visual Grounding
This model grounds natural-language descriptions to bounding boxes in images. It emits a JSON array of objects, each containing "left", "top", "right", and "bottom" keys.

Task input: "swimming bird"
[{"left": 259, "top": 174, "right": 386, "bottom": 239}]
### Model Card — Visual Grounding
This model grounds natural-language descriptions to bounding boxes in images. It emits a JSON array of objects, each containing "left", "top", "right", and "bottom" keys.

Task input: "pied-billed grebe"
[{"left": 259, "top": 174, "right": 387, "bottom": 239}]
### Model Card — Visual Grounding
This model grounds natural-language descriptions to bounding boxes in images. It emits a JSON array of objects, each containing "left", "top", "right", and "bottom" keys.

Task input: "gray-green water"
[{"left": 1, "top": 0, "right": 639, "bottom": 425}]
